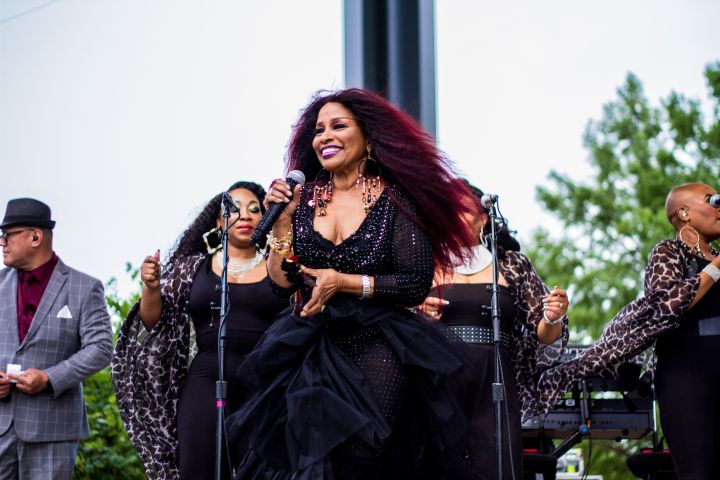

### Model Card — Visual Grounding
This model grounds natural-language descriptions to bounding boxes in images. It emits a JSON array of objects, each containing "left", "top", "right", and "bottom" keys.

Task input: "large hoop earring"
[
  {"left": 677, "top": 222, "right": 702, "bottom": 257},
  {"left": 203, "top": 227, "right": 222, "bottom": 254},
  {"left": 360, "top": 148, "right": 382, "bottom": 178},
  {"left": 479, "top": 223, "right": 489, "bottom": 248}
]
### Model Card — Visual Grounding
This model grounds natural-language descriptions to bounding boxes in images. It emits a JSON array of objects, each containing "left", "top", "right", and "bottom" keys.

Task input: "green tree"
[
  {"left": 74, "top": 263, "right": 144, "bottom": 480},
  {"left": 529, "top": 61, "right": 720, "bottom": 339},
  {"left": 526, "top": 62, "right": 720, "bottom": 479}
]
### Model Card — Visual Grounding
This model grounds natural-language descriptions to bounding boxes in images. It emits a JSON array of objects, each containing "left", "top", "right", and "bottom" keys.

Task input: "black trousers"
[{"left": 655, "top": 334, "right": 720, "bottom": 480}]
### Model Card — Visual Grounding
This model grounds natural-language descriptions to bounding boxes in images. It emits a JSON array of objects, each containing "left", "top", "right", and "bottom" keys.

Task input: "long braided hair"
[{"left": 167, "top": 181, "right": 267, "bottom": 265}]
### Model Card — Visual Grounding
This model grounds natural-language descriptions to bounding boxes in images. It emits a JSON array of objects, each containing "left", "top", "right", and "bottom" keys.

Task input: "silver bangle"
[
  {"left": 360, "top": 274, "right": 371, "bottom": 300},
  {"left": 542, "top": 309, "right": 562, "bottom": 326},
  {"left": 703, "top": 264, "right": 720, "bottom": 283}
]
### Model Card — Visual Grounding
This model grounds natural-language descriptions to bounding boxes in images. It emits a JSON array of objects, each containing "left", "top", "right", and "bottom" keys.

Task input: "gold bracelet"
[{"left": 268, "top": 227, "right": 293, "bottom": 257}]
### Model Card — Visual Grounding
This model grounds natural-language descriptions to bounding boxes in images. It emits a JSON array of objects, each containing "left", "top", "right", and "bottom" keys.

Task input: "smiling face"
[
  {"left": 311, "top": 102, "right": 369, "bottom": 176},
  {"left": 218, "top": 188, "right": 263, "bottom": 248}
]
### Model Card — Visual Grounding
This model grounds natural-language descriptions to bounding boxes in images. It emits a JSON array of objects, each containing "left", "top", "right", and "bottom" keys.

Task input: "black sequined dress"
[{"left": 226, "top": 185, "right": 472, "bottom": 479}]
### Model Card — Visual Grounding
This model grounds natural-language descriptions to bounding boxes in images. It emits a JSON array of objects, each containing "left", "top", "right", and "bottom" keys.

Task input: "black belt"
[{"left": 448, "top": 325, "right": 512, "bottom": 349}]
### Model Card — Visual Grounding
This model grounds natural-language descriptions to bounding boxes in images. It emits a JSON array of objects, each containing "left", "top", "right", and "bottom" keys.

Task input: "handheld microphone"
[
  {"left": 480, "top": 194, "right": 498, "bottom": 209},
  {"left": 250, "top": 170, "right": 306, "bottom": 246},
  {"left": 710, "top": 194, "right": 720, "bottom": 209},
  {"left": 221, "top": 192, "right": 239, "bottom": 213}
]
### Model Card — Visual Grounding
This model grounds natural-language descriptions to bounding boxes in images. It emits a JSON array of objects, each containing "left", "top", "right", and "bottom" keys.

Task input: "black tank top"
[
  {"left": 657, "top": 256, "right": 720, "bottom": 347},
  {"left": 430, "top": 283, "right": 515, "bottom": 333},
  {"left": 684, "top": 257, "right": 720, "bottom": 335},
  {"left": 188, "top": 257, "right": 288, "bottom": 357}
]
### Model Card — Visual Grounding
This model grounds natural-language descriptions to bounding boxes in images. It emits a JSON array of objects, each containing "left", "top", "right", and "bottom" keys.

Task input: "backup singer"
[
  {"left": 539, "top": 182, "right": 720, "bottom": 479},
  {"left": 226, "top": 88, "right": 479, "bottom": 479},
  {"left": 419, "top": 180, "right": 568, "bottom": 479},
  {"left": 112, "top": 182, "right": 287, "bottom": 480}
]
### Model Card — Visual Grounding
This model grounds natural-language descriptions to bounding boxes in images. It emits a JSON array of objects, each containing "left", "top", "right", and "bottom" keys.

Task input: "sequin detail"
[
  {"left": 270, "top": 184, "right": 434, "bottom": 307},
  {"left": 328, "top": 324, "right": 409, "bottom": 459}
]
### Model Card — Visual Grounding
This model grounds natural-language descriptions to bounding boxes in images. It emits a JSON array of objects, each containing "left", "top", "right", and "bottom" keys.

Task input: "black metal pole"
[
  {"left": 487, "top": 203, "right": 504, "bottom": 480},
  {"left": 215, "top": 203, "right": 232, "bottom": 480}
]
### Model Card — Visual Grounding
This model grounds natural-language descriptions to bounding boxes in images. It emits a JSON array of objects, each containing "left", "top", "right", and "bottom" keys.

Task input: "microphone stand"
[
  {"left": 486, "top": 200, "right": 506, "bottom": 480},
  {"left": 215, "top": 199, "right": 233, "bottom": 480}
]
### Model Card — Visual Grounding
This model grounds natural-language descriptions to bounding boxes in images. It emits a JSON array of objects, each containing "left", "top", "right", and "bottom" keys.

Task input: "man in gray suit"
[{"left": 0, "top": 198, "right": 113, "bottom": 480}]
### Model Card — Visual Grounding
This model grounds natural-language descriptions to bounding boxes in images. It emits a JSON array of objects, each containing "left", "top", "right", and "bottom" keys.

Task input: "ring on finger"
[{"left": 320, "top": 304, "right": 326, "bottom": 313}]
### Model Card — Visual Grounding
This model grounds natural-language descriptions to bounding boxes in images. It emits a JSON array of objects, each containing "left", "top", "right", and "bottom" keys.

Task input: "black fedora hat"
[{"left": 0, "top": 198, "right": 56, "bottom": 230}]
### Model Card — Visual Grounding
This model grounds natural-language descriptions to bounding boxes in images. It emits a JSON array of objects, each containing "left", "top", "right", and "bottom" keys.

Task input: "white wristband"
[
  {"left": 542, "top": 309, "right": 562, "bottom": 326},
  {"left": 360, "top": 274, "right": 371, "bottom": 299},
  {"left": 703, "top": 264, "right": 720, "bottom": 283}
]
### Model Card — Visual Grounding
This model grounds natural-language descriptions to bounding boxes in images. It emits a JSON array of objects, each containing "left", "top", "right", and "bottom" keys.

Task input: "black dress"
[
  {"left": 655, "top": 256, "right": 720, "bottom": 480},
  {"left": 177, "top": 258, "right": 288, "bottom": 480},
  {"left": 432, "top": 283, "right": 522, "bottom": 480},
  {"left": 226, "top": 185, "right": 473, "bottom": 479}
]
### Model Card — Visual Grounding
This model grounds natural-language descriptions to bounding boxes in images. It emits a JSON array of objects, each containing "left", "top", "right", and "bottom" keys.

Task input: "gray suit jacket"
[{"left": 0, "top": 258, "right": 113, "bottom": 442}]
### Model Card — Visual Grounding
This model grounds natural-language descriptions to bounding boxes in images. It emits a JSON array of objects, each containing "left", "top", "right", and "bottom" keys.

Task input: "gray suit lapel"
[
  {"left": 21, "top": 260, "right": 68, "bottom": 347},
  {"left": 0, "top": 269, "right": 19, "bottom": 346}
]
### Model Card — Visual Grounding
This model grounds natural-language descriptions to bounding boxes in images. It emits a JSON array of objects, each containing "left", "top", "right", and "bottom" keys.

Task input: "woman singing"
[
  {"left": 419, "top": 180, "right": 569, "bottom": 479},
  {"left": 226, "top": 89, "right": 479, "bottom": 479},
  {"left": 539, "top": 182, "right": 720, "bottom": 479},
  {"left": 112, "top": 182, "right": 287, "bottom": 480}
]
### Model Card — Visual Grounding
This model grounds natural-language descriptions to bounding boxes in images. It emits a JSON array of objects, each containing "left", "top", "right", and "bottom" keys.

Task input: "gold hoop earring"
[
  {"left": 203, "top": 227, "right": 222, "bottom": 254},
  {"left": 362, "top": 150, "right": 382, "bottom": 177},
  {"left": 677, "top": 222, "right": 702, "bottom": 257}
]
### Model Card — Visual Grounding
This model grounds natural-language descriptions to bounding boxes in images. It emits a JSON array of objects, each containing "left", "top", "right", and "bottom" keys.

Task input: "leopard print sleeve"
[
  {"left": 536, "top": 240, "right": 701, "bottom": 414},
  {"left": 644, "top": 240, "right": 701, "bottom": 302},
  {"left": 111, "top": 253, "right": 204, "bottom": 480},
  {"left": 500, "top": 251, "right": 569, "bottom": 422}
]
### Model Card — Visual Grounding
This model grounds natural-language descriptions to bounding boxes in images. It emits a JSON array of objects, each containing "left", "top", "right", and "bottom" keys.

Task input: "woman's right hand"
[
  {"left": 141, "top": 250, "right": 161, "bottom": 290},
  {"left": 265, "top": 179, "right": 302, "bottom": 233},
  {"left": 417, "top": 296, "right": 449, "bottom": 321}
]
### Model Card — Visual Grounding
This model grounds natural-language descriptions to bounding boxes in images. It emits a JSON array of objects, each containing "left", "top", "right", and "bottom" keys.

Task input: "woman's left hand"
[
  {"left": 299, "top": 266, "right": 341, "bottom": 317},
  {"left": 542, "top": 286, "right": 569, "bottom": 322}
]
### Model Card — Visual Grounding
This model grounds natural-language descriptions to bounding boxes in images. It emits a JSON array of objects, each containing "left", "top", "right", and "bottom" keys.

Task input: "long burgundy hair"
[{"left": 286, "top": 88, "right": 476, "bottom": 271}]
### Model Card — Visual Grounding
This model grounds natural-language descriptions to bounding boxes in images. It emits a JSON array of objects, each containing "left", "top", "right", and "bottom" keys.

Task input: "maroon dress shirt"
[{"left": 16, "top": 253, "right": 59, "bottom": 344}]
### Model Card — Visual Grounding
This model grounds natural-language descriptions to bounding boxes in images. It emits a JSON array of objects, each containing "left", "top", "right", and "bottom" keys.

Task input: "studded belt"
[{"left": 448, "top": 325, "right": 512, "bottom": 349}]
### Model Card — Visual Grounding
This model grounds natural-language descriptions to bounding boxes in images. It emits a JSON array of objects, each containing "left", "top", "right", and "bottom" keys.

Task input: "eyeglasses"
[{"left": 0, "top": 228, "right": 33, "bottom": 245}]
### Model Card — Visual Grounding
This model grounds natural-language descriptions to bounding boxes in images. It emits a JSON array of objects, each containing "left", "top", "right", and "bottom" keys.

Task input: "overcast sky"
[{"left": 2, "top": 0, "right": 719, "bottom": 297}]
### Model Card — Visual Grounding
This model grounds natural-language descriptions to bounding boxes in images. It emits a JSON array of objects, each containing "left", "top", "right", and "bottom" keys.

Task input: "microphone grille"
[
  {"left": 710, "top": 194, "right": 720, "bottom": 209},
  {"left": 287, "top": 170, "right": 306, "bottom": 185},
  {"left": 480, "top": 194, "right": 497, "bottom": 209}
]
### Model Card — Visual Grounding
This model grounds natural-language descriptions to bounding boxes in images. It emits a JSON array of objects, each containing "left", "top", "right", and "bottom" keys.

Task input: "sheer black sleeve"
[{"left": 372, "top": 196, "right": 434, "bottom": 306}]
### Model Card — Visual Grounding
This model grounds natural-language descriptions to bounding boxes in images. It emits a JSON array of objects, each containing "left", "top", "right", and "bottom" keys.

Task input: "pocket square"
[{"left": 57, "top": 305, "right": 73, "bottom": 319}]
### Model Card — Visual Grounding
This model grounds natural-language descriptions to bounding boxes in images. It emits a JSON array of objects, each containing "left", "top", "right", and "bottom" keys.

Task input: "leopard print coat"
[
  {"left": 498, "top": 250, "right": 570, "bottom": 421},
  {"left": 537, "top": 239, "right": 703, "bottom": 412},
  {"left": 111, "top": 254, "right": 205, "bottom": 480}
]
